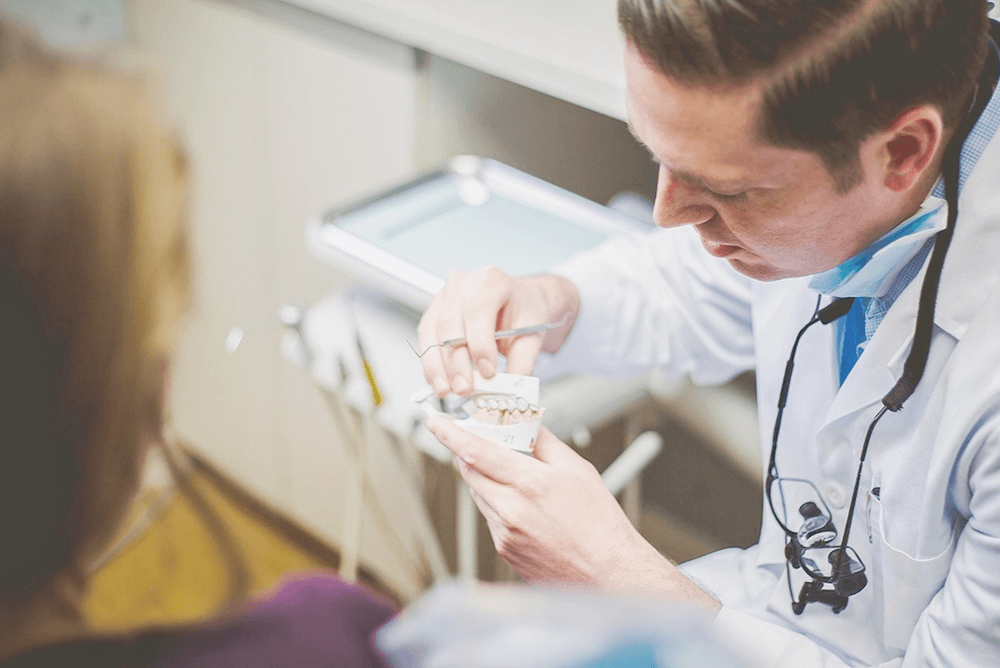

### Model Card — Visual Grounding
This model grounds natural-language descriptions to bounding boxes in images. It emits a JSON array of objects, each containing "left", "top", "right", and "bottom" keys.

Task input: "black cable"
[
  {"left": 883, "top": 37, "right": 998, "bottom": 411},
  {"left": 768, "top": 297, "right": 854, "bottom": 481}
]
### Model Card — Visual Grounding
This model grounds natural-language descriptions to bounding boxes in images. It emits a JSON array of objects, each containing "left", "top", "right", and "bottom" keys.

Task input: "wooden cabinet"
[{"left": 130, "top": 0, "right": 424, "bottom": 598}]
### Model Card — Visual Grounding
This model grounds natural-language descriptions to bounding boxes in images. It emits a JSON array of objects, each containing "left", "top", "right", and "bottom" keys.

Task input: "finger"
[
  {"left": 463, "top": 307, "right": 502, "bottom": 379},
  {"left": 417, "top": 299, "right": 451, "bottom": 396},
  {"left": 456, "top": 458, "right": 510, "bottom": 511},
  {"left": 432, "top": 278, "right": 477, "bottom": 395},
  {"left": 458, "top": 464, "right": 520, "bottom": 563},
  {"left": 500, "top": 330, "right": 544, "bottom": 376},
  {"left": 439, "top": 339, "right": 475, "bottom": 395},
  {"left": 531, "top": 427, "right": 599, "bottom": 480},
  {"left": 471, "top": 491, "right": 511, "bottom": 552},
  {"left": 460, "top": 267, "right": 514, "bottom": 379},
  {"left": 470, "top": 488, "right": 502, "bottom": 525},
  {"left": 426, "top": 416, "right": 533, "bottom": 485},
  {"left": 466, "top": 485, "right": 508, "bottom": 552}
]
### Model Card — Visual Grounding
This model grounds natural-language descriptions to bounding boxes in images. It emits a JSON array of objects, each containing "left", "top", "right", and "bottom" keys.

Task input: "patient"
[{"left": 0, "top": 17, "right": 393, "bottom": 667}]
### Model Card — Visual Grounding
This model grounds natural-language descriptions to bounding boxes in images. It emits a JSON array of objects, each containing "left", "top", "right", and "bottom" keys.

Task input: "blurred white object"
[
  {"left": 376, "top": 581, "right": 750, "bottom": 668},
  {"left": 601, "top": 431, "right": 663, "bottom": 497},
  {"left": 607, "top": 191, "right": 655, "bottom": 226}
]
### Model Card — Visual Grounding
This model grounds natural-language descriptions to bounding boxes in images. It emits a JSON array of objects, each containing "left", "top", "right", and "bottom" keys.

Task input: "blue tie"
[{"left": 839, "top": 297, "right": 869, "bottom": 385}]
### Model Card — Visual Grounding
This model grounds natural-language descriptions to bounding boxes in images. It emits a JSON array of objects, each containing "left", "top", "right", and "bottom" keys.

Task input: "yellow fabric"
[{"left": 83, "top": 476, "right": 329, "bottom": 631}]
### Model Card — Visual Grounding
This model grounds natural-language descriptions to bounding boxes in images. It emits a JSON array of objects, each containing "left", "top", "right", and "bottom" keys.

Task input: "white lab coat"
[{"left": 545, "top": 116, "right": 1000, "bottom": 666}]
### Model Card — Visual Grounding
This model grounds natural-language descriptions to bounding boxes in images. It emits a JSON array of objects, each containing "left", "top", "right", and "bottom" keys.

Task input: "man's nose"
[{"left": 653, "top": 166, "right": 717, "bottom": 229}]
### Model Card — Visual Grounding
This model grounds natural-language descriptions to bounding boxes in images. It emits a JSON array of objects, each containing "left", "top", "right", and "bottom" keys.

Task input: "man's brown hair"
[{"left": 619, "top": 0, "right": 990, "bottom": 191}]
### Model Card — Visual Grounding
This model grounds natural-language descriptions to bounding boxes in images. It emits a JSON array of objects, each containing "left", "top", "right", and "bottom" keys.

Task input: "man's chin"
[{"left": 727, "top": 257, "right": 795, "bottom": 282}]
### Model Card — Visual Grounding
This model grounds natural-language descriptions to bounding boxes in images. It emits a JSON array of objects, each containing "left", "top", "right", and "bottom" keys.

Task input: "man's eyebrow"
[
  {"left": 625, "top": 120, "right": 754, "bottom": 192},
  {"left": 670, "top": 168, "right": 752, "bottom": 193},
  {"left": 671, "top": 169, "right": 726, "bottom": 191}
]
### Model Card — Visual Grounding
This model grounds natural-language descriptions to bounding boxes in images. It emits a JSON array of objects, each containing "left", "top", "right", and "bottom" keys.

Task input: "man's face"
[{"left": 624, "top": 47, "right": 899, "bottom": 281}]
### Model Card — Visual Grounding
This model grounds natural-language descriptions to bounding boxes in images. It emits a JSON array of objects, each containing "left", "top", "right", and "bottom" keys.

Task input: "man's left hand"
[{"left": 425, "top": 416, "right": 721, "bottom": 610}]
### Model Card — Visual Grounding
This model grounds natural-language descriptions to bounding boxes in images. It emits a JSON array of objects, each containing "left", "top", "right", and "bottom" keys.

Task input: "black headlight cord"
[{"left": 767, "top": 296, "right": 855, "bottom": 488}]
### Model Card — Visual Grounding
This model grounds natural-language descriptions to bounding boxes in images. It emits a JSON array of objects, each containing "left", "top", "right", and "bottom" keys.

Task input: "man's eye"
[{"left": 709, "top": 189, "right": 748, "bottom": 203}]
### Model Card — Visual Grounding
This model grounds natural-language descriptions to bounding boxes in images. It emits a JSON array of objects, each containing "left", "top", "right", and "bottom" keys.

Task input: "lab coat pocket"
[{"left": 867, "top": 493, "right": 957, "bottom": 653}]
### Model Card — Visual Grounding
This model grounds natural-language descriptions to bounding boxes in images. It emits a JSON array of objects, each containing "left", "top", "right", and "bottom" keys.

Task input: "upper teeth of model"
[{"left": 471, "top": 394, "right": 541, "bottom": 415}]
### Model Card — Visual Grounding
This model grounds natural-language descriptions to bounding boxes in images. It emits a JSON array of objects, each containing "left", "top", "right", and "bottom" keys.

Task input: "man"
[{"left": 419, "top": 1, "right": 1000, "bottom": 664}]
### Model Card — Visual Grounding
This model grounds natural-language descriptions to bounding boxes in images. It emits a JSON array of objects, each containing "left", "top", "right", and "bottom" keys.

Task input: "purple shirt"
[
  {"left": 151, "top": 571, "right": 396, "bottom": 668},
  {"left": 1, "top": 571, "right": 397, "bottom": 668}
]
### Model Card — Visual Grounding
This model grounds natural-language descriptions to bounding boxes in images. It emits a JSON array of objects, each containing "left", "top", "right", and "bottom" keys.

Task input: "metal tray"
[{"left": 306, "top": 156, "right": 649, "bottom": 311}]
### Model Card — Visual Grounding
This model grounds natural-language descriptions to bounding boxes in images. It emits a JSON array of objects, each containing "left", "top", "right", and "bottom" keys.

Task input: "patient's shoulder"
[
  {"left": 150, "top": 570, "right": 397, "bottom": 668},
  {"left": 0, "top": 571, "right": 396, "bottom": 668}
]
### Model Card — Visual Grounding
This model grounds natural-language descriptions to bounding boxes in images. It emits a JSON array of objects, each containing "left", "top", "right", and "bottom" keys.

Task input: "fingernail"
[
  {"left": 432, "top": 377, "right": 449, "bottom": 396},
  {"left": 477, "top": 358, "right": 494, "bottom": 377},
  {"left": 452, "top": 375, "right": 470, "bottom": 394}
]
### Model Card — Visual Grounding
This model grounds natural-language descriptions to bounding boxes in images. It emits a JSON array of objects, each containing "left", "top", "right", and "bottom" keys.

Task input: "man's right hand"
[{"left": 417, "top": 266, "right": 580, "bottom": 397}]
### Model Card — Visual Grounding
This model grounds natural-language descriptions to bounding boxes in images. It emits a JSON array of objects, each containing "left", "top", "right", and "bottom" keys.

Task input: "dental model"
[
  {"left": 469, "top": 392, "right": 544, "bottom": 426},
  {"left": 413, "top": 372, "right": 545, "bottom": 453}
]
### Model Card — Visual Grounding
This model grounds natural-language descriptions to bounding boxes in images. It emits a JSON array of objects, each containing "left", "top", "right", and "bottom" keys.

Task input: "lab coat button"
[{"left": 824, "top": 481, "right": 847, "bottom": 508}]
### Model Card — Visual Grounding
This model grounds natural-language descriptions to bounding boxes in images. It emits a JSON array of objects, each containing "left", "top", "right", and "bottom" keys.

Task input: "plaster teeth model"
[
  {"left": 412, "top": 371, "right": 544, "bottom": 453},
  {"left": 470, "top": 393, "right": 541, "bottom": 425}
]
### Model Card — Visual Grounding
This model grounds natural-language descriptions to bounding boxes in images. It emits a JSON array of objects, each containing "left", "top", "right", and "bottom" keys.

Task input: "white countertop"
[{"left": 284, "top": 0, "right": 629, "bottom": 120}]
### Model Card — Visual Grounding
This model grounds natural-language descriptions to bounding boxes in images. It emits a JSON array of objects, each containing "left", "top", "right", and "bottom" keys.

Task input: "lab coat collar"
[{"left": 929, "top": 131, "right": 1000, "bottom": 340}]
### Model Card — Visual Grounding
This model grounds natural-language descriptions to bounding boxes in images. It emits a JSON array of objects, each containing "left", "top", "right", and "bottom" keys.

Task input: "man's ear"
[{"left": 881, "top": 105, "right": 944, "bottom": 193}]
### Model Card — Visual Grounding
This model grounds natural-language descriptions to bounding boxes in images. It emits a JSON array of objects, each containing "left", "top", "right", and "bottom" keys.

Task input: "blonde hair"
[{"left": 0, "top": 17, "right": 233, "bottom": 656}]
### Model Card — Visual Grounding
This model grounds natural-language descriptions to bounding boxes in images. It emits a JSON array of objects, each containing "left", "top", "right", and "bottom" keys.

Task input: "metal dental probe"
[{"left": 408, "top": 316, "right": 568, "bottom": 358}]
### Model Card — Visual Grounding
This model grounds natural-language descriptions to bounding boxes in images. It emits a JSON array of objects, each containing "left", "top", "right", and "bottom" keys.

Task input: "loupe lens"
[
  {"left": 830, "top": 548, "right": 868, "bottom": 596},
  {"left": 769, "top": 478, "right": 837, "bottom": 540}
]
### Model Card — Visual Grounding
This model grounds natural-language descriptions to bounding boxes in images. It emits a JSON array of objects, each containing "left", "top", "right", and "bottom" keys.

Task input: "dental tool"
[{"left": 408, "top": 315, "right": 568, "bottom": 359}]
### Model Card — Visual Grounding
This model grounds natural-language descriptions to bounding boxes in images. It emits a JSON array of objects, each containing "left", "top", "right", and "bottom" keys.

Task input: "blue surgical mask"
[{"left": 809, "top": 196, "right": 947, "bottom": 298}]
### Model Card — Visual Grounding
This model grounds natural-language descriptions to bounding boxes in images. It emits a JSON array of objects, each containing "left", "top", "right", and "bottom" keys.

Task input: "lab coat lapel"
[
  {"left": 817, "top": 311, "right": 908, "bottom": 437},
  {"left": 932, "top": 130, "right": 1000, "bottom": 340}
]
